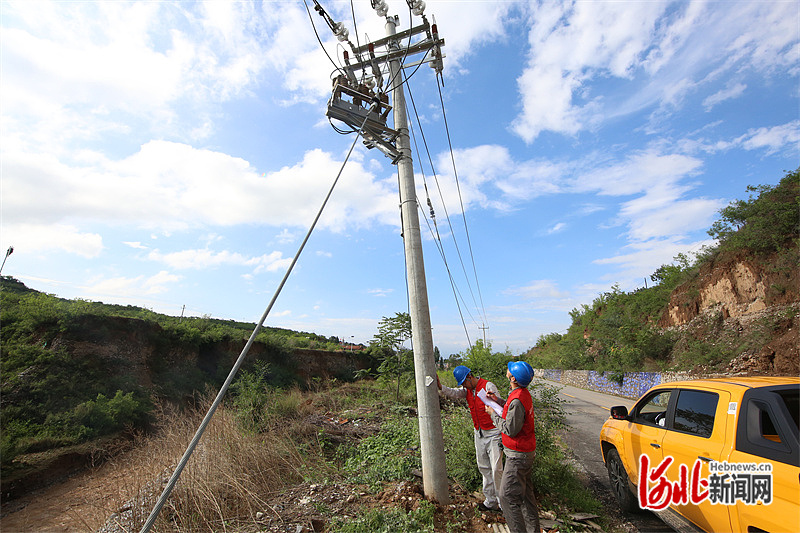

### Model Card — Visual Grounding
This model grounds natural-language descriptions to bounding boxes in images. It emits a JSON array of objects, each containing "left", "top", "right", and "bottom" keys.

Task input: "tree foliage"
[
  {"left": 459, "top": 339, "right": 513, "bottom": 386},
  {"left": 708, "top": 168, "right": 799, "bottom": 254}
]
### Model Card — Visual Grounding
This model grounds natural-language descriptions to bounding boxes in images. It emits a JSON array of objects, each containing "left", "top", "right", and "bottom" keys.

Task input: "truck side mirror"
[{"left": 610, "top": 405, "right": 629, "bottom": 420}]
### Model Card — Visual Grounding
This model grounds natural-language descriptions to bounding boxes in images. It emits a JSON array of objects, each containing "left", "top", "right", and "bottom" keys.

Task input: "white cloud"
[
  {"left": 2, "top": 223, "right": 103, "bottom": 258},
  {"left": 594, "top": 237, "right": 716, "bottom": 287},
  {"left": 84, "top": 270, "right": 182, "bottom": 299},
  {"left": 423, "top": 0, "right": 515, "bottom": 69},
  {"left": 144, "top": 270, "right": 183, "bottom": 294},
  {"left": 505, "top": 279, "right": 568, "bottom": 300},
  {"left": 496, "top": 279, "right": 583, "bottom": 318},
  {"left": 368, "top": 288, "right": 393, "bottom": 297},
  {"left": 513, "top": 0, "right": 669, "bottom": 141},
  {"left": 703, "top": 83, "right": 746, "bottom": 111},
  {"left": 432, "top": 145, "right": 565, "bottom": 212},
  {"left": 622, "top": 196, "right": 725, "bottom": 242},
  {"left": 511, "top": 1, "right": 799, "bottom": 142},
  {"left": 572, "top": 150, "right": 702, "bottom": 196},
  {"left": 275, "top": 229, "right": 297, "bottom": 245},
  {"left": 737, "top": 120, "right": 800, "bottom": 155},
  {"left": 148, "top": 248, "right": 291, "bottom": 274},
  {"left": 546, "top": 223, "right": 566, "bottom": 235},
  {"left": 1, "top": 141, "right": 399, "bottom": 252}
]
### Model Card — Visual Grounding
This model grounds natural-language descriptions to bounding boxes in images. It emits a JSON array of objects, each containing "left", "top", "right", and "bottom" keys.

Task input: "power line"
[
  {"left": 409, "top": 127, "right": 475, "bottom": 342},
  {"left": 435, "top": 77, "right": 488, "bottom": 328},
  {"left": 405, "top": 82, "right": 488, "bottom": 332},
  {"left": 303, "top": 0, "right": 345, "bottom": 77}
]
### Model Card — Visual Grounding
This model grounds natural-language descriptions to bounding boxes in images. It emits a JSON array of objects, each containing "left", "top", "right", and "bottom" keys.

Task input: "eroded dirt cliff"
[{"left": 660, "top": 250, "right": 799, "bottom": 375}]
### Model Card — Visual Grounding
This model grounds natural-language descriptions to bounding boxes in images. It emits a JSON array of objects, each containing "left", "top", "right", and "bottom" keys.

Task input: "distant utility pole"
[
  {"left": 479, "top": 324, "right": 489, "bottom": 346},
  {"left": 315, "top": 0, "right": 448, "bottom": 503}
]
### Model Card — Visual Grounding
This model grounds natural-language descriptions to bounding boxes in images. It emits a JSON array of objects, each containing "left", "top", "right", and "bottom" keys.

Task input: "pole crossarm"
[
  {"left": 319, "top": 7, "right": 444, "bottom": 161},
  {"left": 344, "top": 19, "right": 444, "bottom": 77}
]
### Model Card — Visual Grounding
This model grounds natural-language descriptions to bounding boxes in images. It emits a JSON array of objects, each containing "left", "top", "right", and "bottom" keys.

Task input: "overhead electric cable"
[
  {"left": 139, "top": 103, "right": 380, "bottom": 533},
  {"left": 406, "top": 84, "right": 487, "bottom": 328},
  {"left": 350, "top": 0, "right": 361, "bottom": 51},
  {"left": 418, "top": 199, "right": 474, "bottom": 345},
  {"left": 405, "top": 91, "right": 475, "bottom": 344},
  {"left": 435, "top": 78, "right": 488, "bottom": 326},
  {"left": 407, "top": 108, "right": 479, "bottom": 331}
]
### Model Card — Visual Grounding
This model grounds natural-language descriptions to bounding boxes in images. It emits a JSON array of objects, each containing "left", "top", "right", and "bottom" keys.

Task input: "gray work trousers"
[
  {"left": 498, "top": 452, "right": 540, "bottom": 533},
  {"left": 474, "top": 428, "right": 503, "bottom": 509}
]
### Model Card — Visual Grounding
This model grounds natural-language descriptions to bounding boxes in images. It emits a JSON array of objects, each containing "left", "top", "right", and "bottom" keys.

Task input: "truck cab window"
[
  {"left": 673, "top": 389, "right": 718, "bottom": 438},
  {"left": 634, "top": 390, "right": 672, "bottom": 427}
]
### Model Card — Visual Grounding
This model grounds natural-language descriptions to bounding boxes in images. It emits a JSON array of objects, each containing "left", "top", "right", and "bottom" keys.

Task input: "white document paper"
[{"left": 477, "top": 388, "right": 504, "bottom": 417}]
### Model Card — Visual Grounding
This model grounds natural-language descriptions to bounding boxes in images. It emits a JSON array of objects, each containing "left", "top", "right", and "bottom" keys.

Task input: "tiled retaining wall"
[{"left": 534, "top": 369, "right": 697, "bottom": 399}]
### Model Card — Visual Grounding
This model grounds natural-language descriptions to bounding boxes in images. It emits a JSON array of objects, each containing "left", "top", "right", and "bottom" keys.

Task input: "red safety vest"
[
  {"left": 465, "top": 378, "right": 497, "bottom": 431},
  {"left": 501, "top": 387, "right": 536, "bottom": 453}
]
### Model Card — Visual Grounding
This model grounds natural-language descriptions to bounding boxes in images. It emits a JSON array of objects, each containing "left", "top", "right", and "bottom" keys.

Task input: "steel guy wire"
[{"left": 138, "top": 103, "right": 379, "bottom": 533}]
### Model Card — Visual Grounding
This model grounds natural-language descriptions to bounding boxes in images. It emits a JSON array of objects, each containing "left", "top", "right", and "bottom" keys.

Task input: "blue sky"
[{"left": 1, "top": 1, "right": 797, "bottom": 357}]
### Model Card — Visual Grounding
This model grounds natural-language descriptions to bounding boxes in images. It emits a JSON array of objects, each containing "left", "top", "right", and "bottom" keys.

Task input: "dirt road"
[{"left": 1, "top": 456, "right": 131, "bottom": 533}]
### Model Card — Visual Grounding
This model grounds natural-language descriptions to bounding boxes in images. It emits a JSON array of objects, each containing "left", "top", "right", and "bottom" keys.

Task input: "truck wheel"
[{"left": 606, "top": 448, "right": 638, "bottom": 512}]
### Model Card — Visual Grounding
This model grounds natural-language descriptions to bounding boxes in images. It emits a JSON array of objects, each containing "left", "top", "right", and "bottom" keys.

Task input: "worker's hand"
[
  {"left": 436, "top": 374, "right": 442, "bottom": 390},
  {"left": 484, "top": 404, "right": 493, "bottom": 415},
  {"left": 486, "top": 392, "right": 500, "bottom": 403}
]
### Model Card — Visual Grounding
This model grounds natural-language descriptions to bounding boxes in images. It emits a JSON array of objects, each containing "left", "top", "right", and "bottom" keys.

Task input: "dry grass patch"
[{"left": 99, "top": 395, "right": 329, "bottom": 532}]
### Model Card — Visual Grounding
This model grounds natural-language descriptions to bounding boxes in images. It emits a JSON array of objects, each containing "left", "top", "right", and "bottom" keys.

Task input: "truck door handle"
[
  {"left": 650, "top": 443, "right": 661, "bottom": 449},
  {"left": 698, "top": 456, "right": 712, "bottom": 463}
]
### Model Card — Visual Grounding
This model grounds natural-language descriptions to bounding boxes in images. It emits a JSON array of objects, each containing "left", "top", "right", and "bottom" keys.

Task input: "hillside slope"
[
  {"left": 527, "top": 168, "right": 799, "bottom": 375},
  {"left": 0, "top": 281, "right": 374, "bottom": 499}
]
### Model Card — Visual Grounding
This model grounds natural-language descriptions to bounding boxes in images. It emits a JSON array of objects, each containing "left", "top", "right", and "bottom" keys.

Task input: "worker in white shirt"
[{"left": 438, "top": 365, "right": 505, "bottom": 512}]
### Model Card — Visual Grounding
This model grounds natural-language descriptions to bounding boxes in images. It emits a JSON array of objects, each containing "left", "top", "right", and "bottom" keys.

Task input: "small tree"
[
  {"left": 459, "top": 339, "right": 513, "bottom": 387},
  {"left": 371, "top": 312, "right": 413, "bottom": 400}
]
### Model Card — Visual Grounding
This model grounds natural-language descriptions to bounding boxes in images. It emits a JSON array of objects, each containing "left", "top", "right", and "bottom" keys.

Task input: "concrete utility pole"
[
  {"left": 385, "top": 15, "right": 450, "bottom": 505},
  {"left": 316, "top": 0, "right": 448, "bottom": 503}
]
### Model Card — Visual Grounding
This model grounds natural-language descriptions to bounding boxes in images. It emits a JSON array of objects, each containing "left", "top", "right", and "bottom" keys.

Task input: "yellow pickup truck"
[{"left": 599, "top": 377, "right": 799, "bottom": 533}]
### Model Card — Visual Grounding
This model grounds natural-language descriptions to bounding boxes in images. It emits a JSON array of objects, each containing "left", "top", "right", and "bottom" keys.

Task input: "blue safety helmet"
[
  {"left": 453, "top": 365, "right": 471, "bottom": 386},
  {"left": 508, "top": 361, "right": 534, "bottom": 387}
]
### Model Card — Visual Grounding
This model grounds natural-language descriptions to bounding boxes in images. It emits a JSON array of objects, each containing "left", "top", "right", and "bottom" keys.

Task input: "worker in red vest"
[
  {"left": 438, "top": 365, "right": 505, "bottom": 512},
  {"left": 485, "top": 361, "right": 541, "bottom": 533}
]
